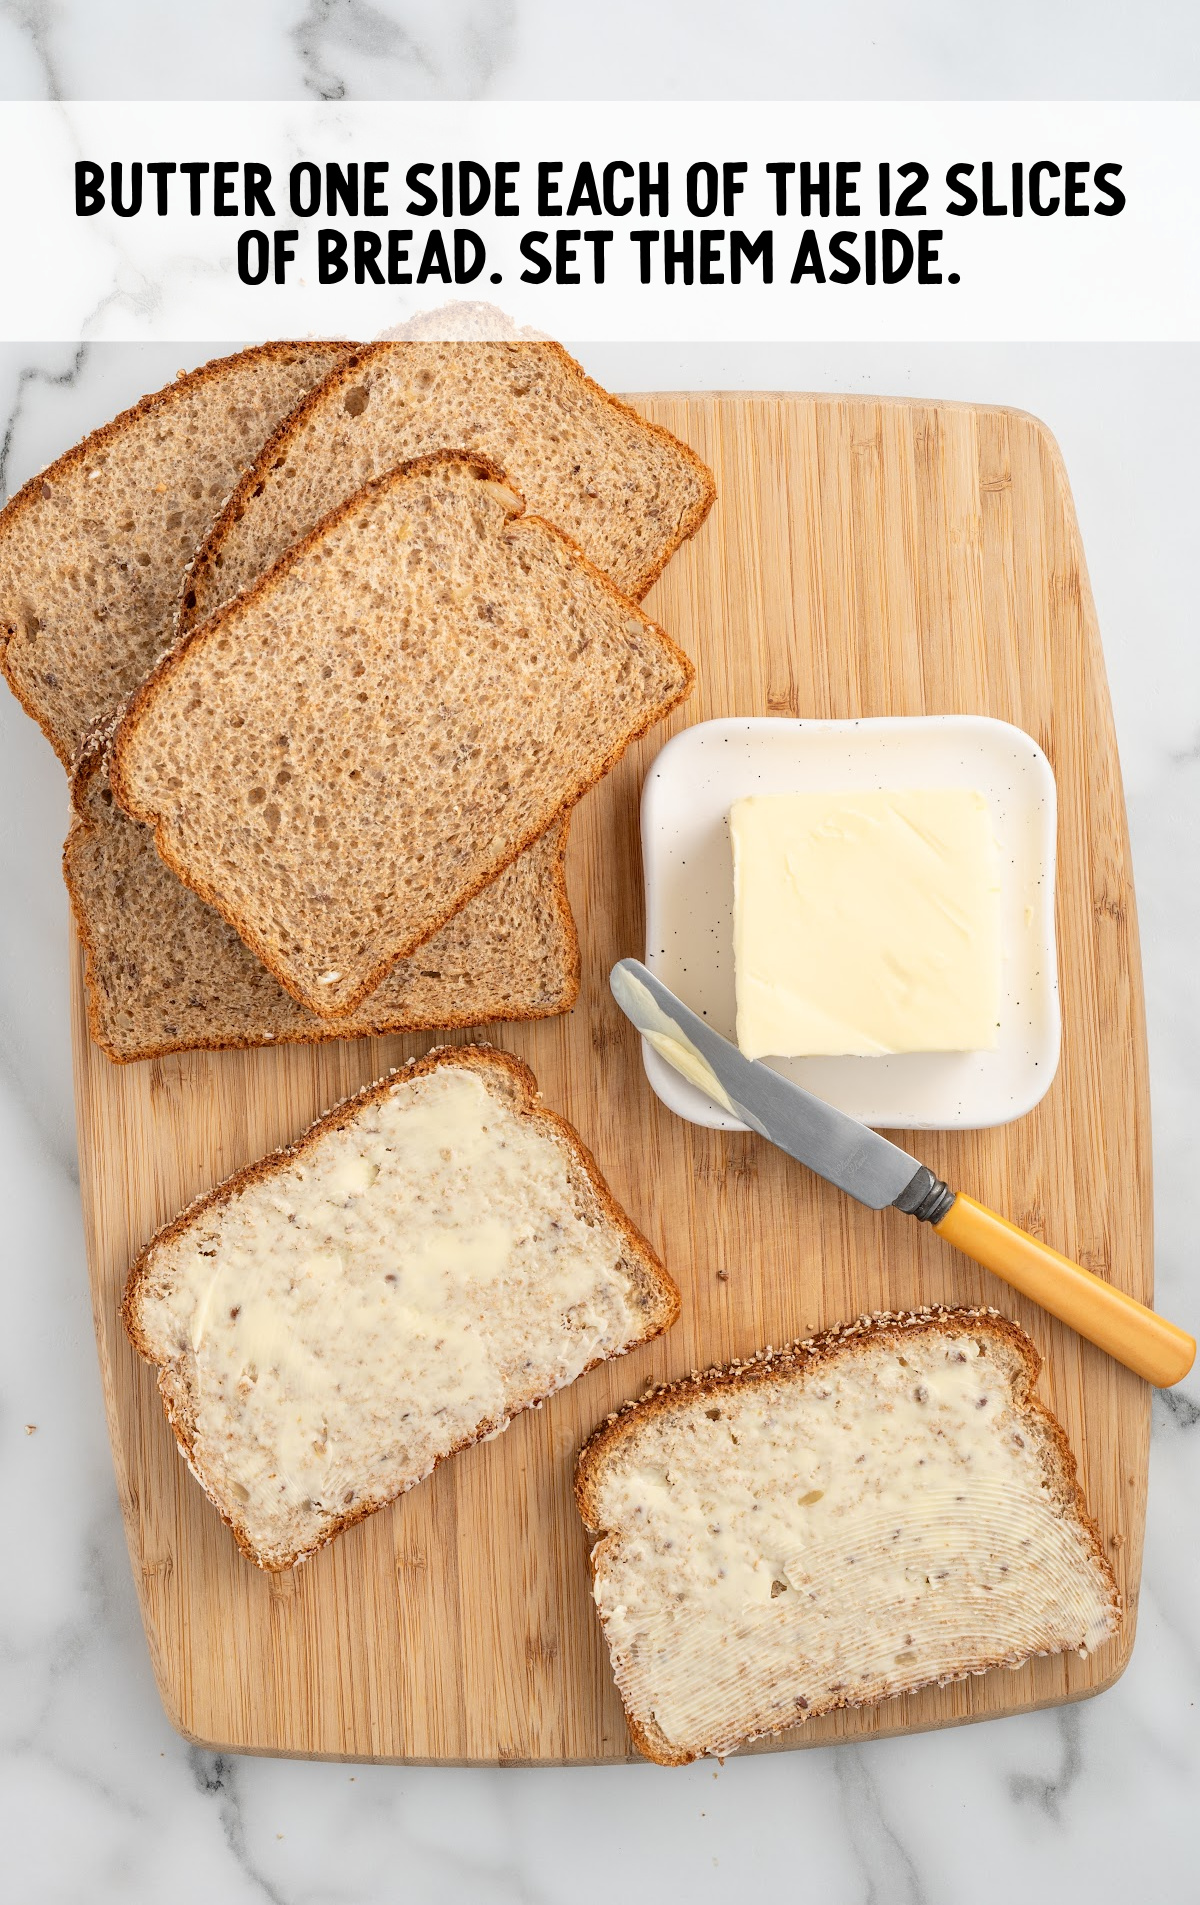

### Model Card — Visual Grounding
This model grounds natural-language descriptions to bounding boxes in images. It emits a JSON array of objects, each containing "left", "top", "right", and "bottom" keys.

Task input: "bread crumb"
[{"left": 24, "top": 1424, "right": 36, "bottom": 1434}]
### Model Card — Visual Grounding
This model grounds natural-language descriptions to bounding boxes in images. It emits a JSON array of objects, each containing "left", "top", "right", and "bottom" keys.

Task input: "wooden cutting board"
[{"left": 72, "top": 393, "right": 1151, "bottom": 1763}]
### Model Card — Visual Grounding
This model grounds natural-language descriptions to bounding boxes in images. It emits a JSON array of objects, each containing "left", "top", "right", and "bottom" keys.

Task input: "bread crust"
[
  {"left": 122, "top": 1043, "right": 680, "bottom": 1570},
  {"left": 179, "top": 338, "right": 716, "bottom": 626},
  {"left": 64, "top": 733, "right": 581, "bottom": 1064},
  {"left": 0, "top": 342, "right": 353, "bottom": 766},
  {"left": 575, "top": 1306, "right": 1121, "bottom": 1766},
  {"left": 109, "top": 449, "right": 694, "bottom": 1020}
]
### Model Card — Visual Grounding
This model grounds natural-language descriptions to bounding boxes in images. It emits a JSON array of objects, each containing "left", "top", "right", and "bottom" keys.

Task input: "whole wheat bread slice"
[
  {"left": 66, "top": 739, "right": 579, "bottom": 1062},
  {"left": 180, "top": 340, "right": 714, "bottom": 631},
  {"left": 123, "top": 1045, "right": 680, "bottom": 1570},
  {"left": 0, "top": 342, "right": 351, "bottom": 765},
  {"left": 576, "top": 1308, "right": 1120, "bottom": 1766},
  {"left": 111, "top": 452, "right": 694, "bottom": 1019}
]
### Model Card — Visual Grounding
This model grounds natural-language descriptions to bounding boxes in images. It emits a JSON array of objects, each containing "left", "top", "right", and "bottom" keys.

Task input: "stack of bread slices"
[{"left": 0, "top": 336, "right": 714, "bottom": 1057}]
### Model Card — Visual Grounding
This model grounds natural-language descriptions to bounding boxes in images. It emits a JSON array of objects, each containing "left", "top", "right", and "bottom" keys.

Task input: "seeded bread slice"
[
  {"left": 180, "top": 339, "right": 715, "bottom": 630},
  {"left": 111, "top": 452, "right": 694, "bottom": 1019},
  {"left": 0, "top": 342, "right": 351, "bottom": 765},
  {"left": 123, "top": 1045, "right": 680, "bottom": 1571},
  {"left": 65, "top": 738, "right": 579, "bottom": 1062},
  {"left": 576, "top": 1308, "right": 1120, "bottom": 1766}
]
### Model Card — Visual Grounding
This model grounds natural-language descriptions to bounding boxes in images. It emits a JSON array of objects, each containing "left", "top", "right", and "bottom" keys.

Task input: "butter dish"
[{"left": 639, "top": 715, "right": 1060, "bottom": 1131}]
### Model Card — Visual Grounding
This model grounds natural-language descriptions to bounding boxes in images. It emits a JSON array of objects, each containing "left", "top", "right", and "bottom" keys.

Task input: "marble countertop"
[
  {"left": 2, "top": 0, "right": 1198, "bottom": 99},
  {"left": 2, "top": 6, "right": 1198, "bottom": 1901}
]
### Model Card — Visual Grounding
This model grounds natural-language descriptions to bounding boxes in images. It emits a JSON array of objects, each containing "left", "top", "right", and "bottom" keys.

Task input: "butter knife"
[{"left": 610, "top": 958, "right": 1194, "bottom": 1388}]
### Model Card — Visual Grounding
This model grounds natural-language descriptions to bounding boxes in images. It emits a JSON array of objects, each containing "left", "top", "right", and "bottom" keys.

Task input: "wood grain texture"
[{"left": 71, "top": 394, "right": 1151, "bottom": 1764}]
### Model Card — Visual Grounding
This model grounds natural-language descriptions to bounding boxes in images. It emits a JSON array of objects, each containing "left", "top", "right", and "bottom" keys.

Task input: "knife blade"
[
  {"left": 610, "top": 957, "right": 1195, "bottom": 1387},
  {"left": 610, "top": 959, "right": 943, "bottom": 1215}
]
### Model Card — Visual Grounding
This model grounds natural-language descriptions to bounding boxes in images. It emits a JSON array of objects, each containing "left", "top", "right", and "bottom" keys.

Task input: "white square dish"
[{"left": 639, "top": 715, "right": 1060, "bottom": 1131}]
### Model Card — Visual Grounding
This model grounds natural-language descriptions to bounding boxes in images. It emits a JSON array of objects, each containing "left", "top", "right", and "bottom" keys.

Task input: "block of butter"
[{"left": 730, "top": 789, "right": 1001, "bottom": 1060}]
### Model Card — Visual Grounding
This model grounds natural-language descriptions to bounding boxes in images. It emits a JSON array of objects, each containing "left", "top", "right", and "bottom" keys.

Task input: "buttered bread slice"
[
  {"left": 576, "top": 1309, "right": 1120, "bottom": 1765},
  {"left": 123, "top": 1047, "right": 679, "bottom": 1570}
]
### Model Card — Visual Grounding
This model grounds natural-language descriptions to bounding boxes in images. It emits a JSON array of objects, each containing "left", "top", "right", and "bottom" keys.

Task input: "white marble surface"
[
  {"left": 2, "top": 6, "right": 1199, "bottom": 1902},
  {"left": 2, "top": 0, "right": 1199, "bottom": 100}
]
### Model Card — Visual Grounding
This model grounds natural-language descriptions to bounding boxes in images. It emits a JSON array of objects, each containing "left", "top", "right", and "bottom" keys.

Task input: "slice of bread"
[
  {"left": 123, "top": 1046, "right": 680, "bottom": 1571},
  {"left": 575, "top": 1308, "right": 1120, "bottom": 1766},
  {"left": 0, "top": 343, "right": 350, "bottom": 765},
  {"left": 111, "top": 452, "right": 694, "bottom": 1019},
  {"left": 65, "top": 740, "right": 579, "bottom": 1062},
  {"left": 180, "top": 340, "right": 715, "bottom": 629}
]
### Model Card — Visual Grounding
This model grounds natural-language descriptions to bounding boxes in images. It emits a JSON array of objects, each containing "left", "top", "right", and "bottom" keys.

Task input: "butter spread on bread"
[
  {"left": 124, "top": 1046, "right": 679, "bottom": 1570},
  {"left": 576, "top": 1309, "right": 1119, "bottom": 1765}
]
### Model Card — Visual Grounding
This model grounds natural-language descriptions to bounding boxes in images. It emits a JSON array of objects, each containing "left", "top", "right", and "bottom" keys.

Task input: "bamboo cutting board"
[{"left": 72, "top": 393, "right": 1151, "bottom": 1763}]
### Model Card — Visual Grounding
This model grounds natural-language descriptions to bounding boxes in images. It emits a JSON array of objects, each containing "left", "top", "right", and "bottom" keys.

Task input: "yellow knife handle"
[{"left": 933, "top": 1193, "right": 1195, "bottom": 1388}]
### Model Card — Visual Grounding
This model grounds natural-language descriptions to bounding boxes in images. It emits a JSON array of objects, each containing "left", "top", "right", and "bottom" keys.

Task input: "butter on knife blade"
[{"left": 609, "top": 963, "right": 735, "bottom": 1114}]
